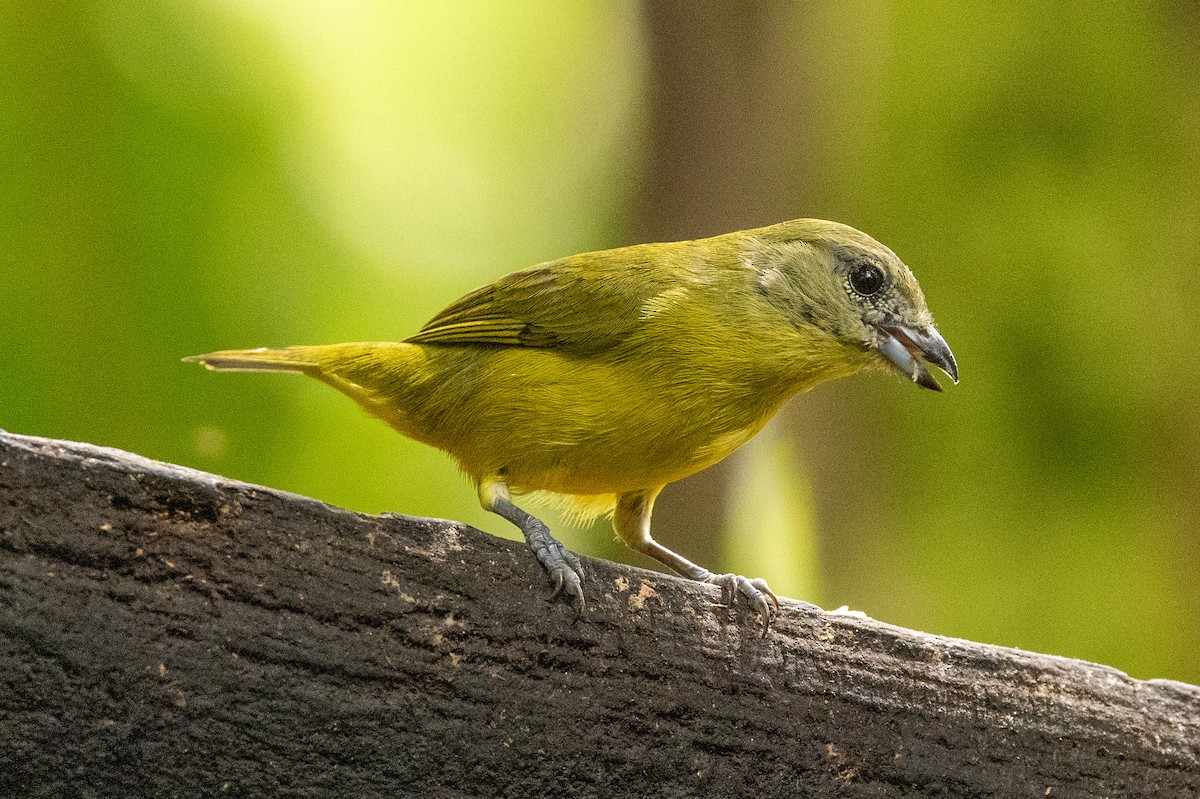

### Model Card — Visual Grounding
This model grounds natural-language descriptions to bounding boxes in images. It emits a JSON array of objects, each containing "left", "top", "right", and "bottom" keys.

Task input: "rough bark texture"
[{"left": 0, "top": 431, "right": 1197, "bottom": 798}]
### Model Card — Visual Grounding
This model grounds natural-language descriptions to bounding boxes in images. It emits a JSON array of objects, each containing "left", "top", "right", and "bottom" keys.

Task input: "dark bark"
[{"left": 1, "top": 431, "right": 1197, "bottom": 798}]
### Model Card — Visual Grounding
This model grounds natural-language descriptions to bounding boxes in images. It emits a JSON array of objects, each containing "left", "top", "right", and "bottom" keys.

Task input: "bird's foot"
[
  {"left": 702, "top": 572, "right": 779, "bottom": 636},
  {"left": 524, "top": 520, "right": 586, "bottom": 612},
  {"left": 487, "top": 493, "right": 586, "bottom": 613}
]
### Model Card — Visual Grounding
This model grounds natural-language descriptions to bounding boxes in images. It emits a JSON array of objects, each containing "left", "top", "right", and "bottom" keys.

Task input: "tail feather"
[
  {"left": 185, "top": 342, "right": 428, "bottom": 438},
  {"left": 182, "top": 347, "right": 321, "bottom": 375}
]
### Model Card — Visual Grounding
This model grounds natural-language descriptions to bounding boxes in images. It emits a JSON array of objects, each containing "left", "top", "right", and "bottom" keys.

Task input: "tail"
[
  {"left": 183, "top": 342, "right": 428, "bottom": 434},
  {"left": 182, "top": 346, "right": 324, "bottom": 375},
  {"left": 183, "top": 343, "right": 419, "bottom": 387}
]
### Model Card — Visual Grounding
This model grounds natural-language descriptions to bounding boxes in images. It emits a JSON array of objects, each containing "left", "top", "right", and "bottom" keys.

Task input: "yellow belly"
[{"left": 353, "top": 344, "right": 793, "bottom": 496}]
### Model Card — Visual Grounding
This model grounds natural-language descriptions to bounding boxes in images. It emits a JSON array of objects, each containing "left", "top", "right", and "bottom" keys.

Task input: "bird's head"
[{"left": 748, "top": 219, "right": 958, "bottom": 391}]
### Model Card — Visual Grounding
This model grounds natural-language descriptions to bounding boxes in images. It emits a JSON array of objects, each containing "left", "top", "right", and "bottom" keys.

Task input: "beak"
[{"left": 875, "top": 324, "right": 959, "bottom": 392}]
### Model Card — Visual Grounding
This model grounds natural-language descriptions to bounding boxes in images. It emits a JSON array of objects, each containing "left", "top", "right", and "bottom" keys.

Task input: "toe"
[
  {"left": 737, "top": 580, "right": 774, "bottom": 636},
  {"left": 564, "top": 550, "right": 585, "bottom": 581},
  {"left": 563, "top": 570, "right": 585, "bottom": 612}
]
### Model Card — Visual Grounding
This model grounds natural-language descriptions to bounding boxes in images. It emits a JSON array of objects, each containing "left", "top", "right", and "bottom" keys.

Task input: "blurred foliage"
[{"left": 2, "top": 1, "right": 1196, "bottom": 684}]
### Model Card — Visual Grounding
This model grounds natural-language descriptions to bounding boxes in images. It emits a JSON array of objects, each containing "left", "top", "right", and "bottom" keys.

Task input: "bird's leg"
[
  {"left": 613, "top": 489, "right": 779, "bottom": 635},
  {"left": 479, "top": 477, "right": 585, "bottom": 611}
]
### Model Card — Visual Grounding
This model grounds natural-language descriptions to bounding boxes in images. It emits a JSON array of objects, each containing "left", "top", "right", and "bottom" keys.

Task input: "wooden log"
[{"left": 0, "top": 431, "right": 1196, "bottom": 797}]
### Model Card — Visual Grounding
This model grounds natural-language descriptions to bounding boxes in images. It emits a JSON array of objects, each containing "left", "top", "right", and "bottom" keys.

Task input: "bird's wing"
[{"left": 405, "top": 255, "right": 673, "bottom": 356}]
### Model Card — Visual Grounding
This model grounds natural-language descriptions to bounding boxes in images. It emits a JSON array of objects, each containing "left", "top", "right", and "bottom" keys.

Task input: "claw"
[
  {"left": 752, "top": 577, "right": 780, "bottom": 613},
  {"left": 703, "top": 573, "right": 779, "bottom": 636},
  {"left": 547, "top": 563, "right": 585, "bottom": 612}
]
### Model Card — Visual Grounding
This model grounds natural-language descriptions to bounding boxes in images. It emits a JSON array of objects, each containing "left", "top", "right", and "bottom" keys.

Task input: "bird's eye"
[{"left": 849, "top": 262, "right": 886, "bottom": 296}]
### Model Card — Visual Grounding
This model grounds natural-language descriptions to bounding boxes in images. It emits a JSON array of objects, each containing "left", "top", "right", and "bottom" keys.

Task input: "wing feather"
[{"left": 405, "top": 252, "right": 677, "bottom": 356}]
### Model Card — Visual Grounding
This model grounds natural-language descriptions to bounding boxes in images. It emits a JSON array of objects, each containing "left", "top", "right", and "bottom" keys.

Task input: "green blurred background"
[{"left": 3, "top": 1, "right": 1197, "bottom": 683}]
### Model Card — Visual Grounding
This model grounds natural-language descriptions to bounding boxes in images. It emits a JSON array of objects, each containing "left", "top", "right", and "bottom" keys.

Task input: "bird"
[{"left": 184, "top": 219, "right": 957, "bottom": 633}]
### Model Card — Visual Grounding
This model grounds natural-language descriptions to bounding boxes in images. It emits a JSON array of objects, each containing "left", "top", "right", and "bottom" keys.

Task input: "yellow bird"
[{"left": 185, "top": 219, "right": 957, "bottom": 632}]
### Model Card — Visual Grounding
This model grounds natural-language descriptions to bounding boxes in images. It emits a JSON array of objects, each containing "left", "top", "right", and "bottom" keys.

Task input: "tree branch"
[{"left": 1, "top": 431, "right": 1196, "bottom": 797}]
